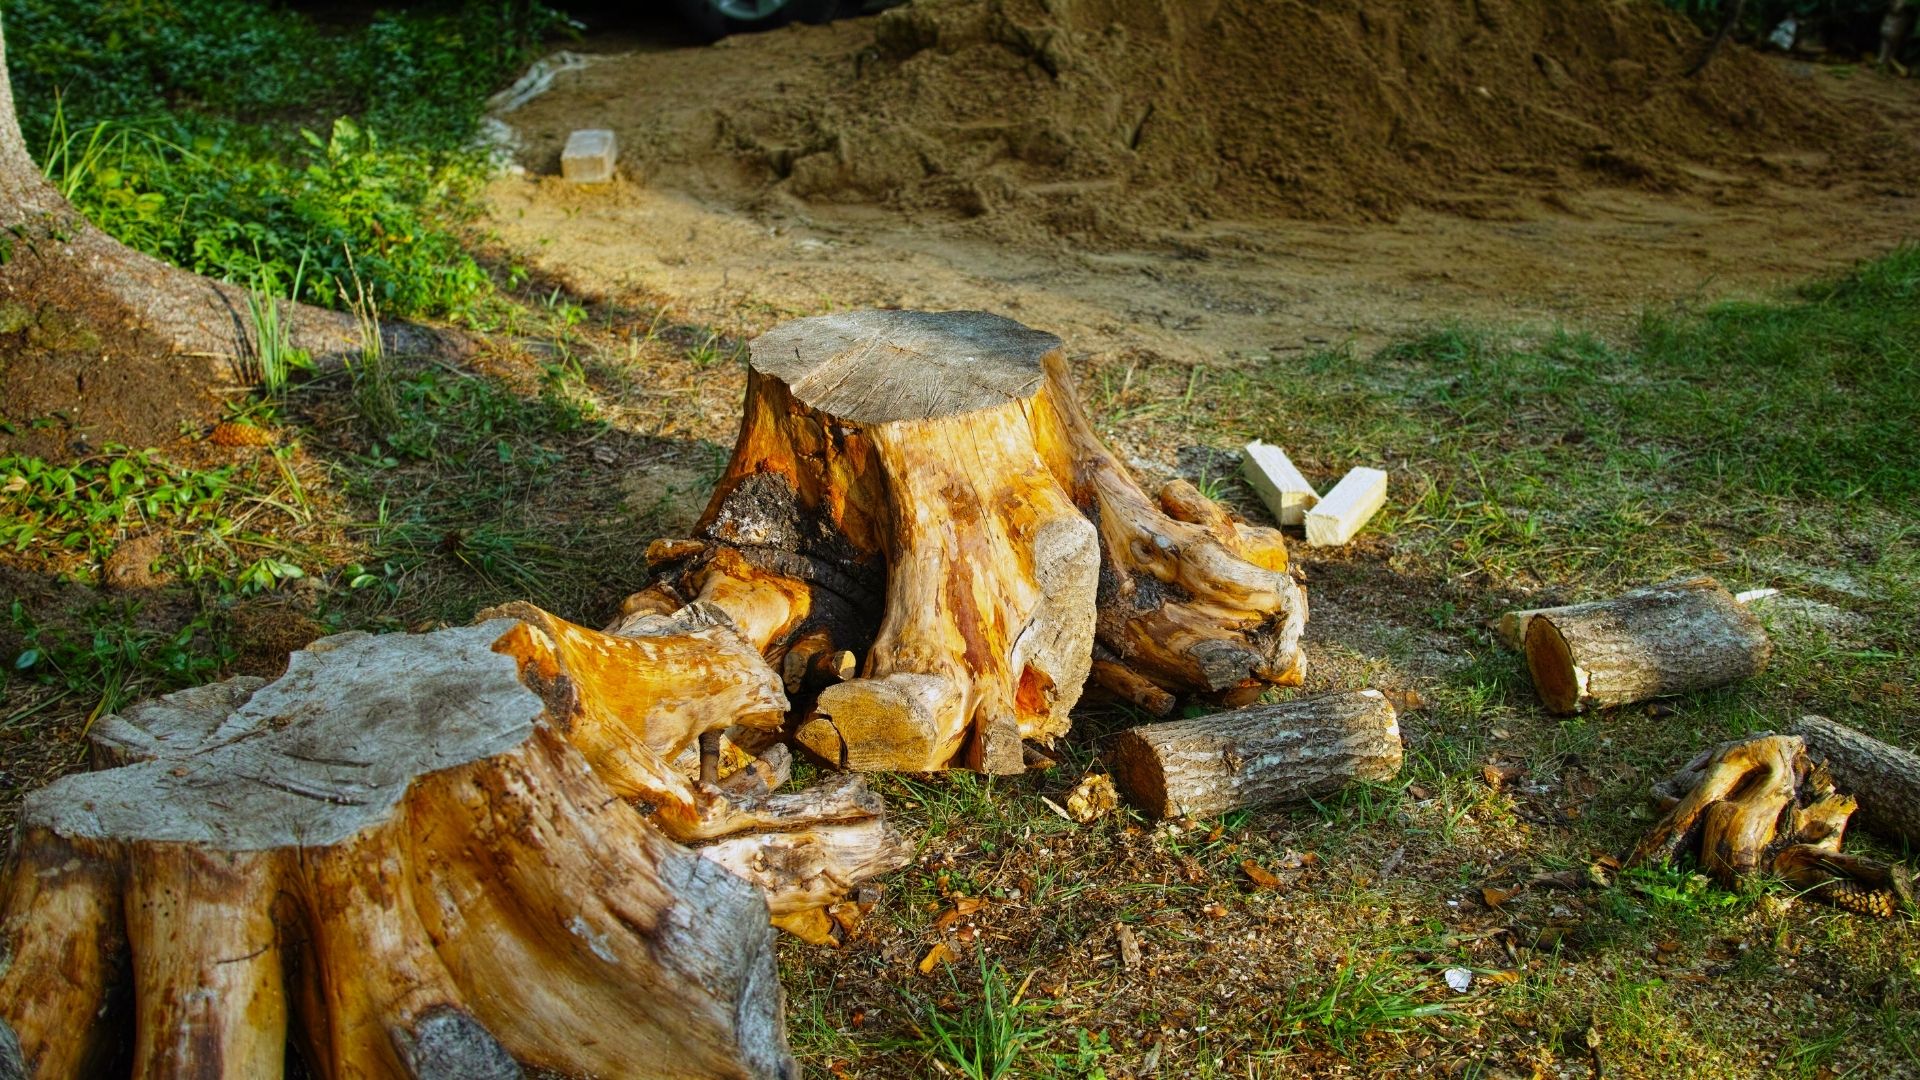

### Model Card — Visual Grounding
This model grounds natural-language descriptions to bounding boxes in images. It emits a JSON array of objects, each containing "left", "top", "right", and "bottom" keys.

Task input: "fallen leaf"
[
  {"left": 1482, "top": 885, "right": 1520, "bottom": 908},
  {"left": 1482, "top": 970, "right": 1521, "bottom": 987},
  {"left": 1065, "top": 773, "right": 1119, "bottom": 823},
  {"left": 1383, "top": 688, "right": 1427, "bottom": 713},
  {"left": 1114, "top": 922, "right": 1143, "bottom": 968},
  {"left": 1241, "top": 860, "right": 1282, "bottom": 890},
  {"left": 954, "top": 897, "right": 986, "bottom": 916},
  {"left": 1275, "top": 849, "right": 1319, "bottom": 870},
  {"left": 1408, "top": 784, "right": 1433, "bottom": 800},
  {"left": 919, "top": 942, "right": 956, "bottom": 974},
  {"left": 1200, "top": 901, "right": 1228, "bottom": 919},
  {"left": 1482, "top": 761, "right": 1523, "bottom": 787}
]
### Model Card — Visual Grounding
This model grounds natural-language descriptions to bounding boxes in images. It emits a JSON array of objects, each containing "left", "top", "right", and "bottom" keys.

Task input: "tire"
[{"left": 671, "top": 0, "right": 853, "bottom": 40}]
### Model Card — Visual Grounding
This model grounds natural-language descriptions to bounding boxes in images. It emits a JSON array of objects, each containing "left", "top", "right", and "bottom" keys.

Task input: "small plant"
[
  {"left": 1278, "top": 956, "right": 1448, "bottom": 1053},
  {"left": 901, "top": 956, "right": 1047, "bottom": 1080},
  {"left": 242, "top": 286, "right": 308, "bottom": 396},
  {"left": 341, "top": 255, "right": 403, "bottom": 439}
]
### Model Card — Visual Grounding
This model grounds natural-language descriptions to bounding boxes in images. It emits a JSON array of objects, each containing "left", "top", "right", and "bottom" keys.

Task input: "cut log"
[
  {"left": 1304, "top": 466, "right": 1387, "bottom": 547},
  {"left": 635, "top": 309, "right": 1308, "bottom": 773},
  {"left": 1108, "top": 689, "right": 1402, "bottom": 819},
  {"left": 1240, "top": 440, "right": 1318, "bottom": 526},
  {"left": 1790, "top": 714, "right": 1920, "bottom": 848},
  {"left": 1517, "top": 576, "right": 1771, "bottom": 715},
  {"left": 0, "top": 621, "right": 804, "bottom": 1079},
  {"left": 1631, "top": 732, "right": 1914, "bottom": 917}
]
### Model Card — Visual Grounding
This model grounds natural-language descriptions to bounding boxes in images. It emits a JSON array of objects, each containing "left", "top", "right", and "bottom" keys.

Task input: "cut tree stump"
[
  {"left": 626, "top": 309, "right": 1308, "bottom": 773},
  {"left": 0, "top": 615, "right": 912, "bottom": 1078},
  {"left": 1791, "top": 714, "right": 1920, "bottom": 848},
  {"left": 1515, "top": 576, "right": 1771, "bottom": 715},
  {"left": 1108, "top": 689, "right": 1402, "bottom": 819},
  {"left": 1631, "top": 732, "right": 1914, "bottom": 918}
]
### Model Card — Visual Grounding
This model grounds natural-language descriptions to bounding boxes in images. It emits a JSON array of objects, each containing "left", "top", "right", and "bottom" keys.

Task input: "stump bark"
[
  {"left": 0, "top": 613, "right": 911, "bottom": 1078},
  {"left": 1631, "top": 733, "right": 1914, "bottom": 918},
  {"left": 1108, "top": 689, "right": 1403, "bottom": 819},
  {"left": 630, "top": 309, "right": 1308, "bottom": 773},
  {"left": 1517, "top": 577, "right": 1771, "bottom": 715},
  {"left": 1790, "top": 714, "right": 1920, "bottom": 848}
]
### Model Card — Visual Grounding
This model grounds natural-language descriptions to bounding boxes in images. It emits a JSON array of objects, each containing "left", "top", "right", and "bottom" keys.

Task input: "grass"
[{"left": 4, "top": 0, "right": 568, "bottom": 319}]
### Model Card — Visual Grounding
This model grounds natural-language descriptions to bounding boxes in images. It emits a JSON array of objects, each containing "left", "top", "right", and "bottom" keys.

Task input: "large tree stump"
[
  {"left": 1791, "top": 714, "right": 1920, "bottom": 848},
  {"left": 1515, "top": 577, "right": 1771, "bottom": 715},
  {"left": 1631, "top": 733, "right": 1914, "bottom": 918},
  {"left": 1108, "top": 690, "right": 1402, "bottom": 819},
  {"left": 0, "top": 615, "right": 911, "bottom": 1078},
  {"left": 630, "top": 310, "right": 1308, "bottom": 773}
]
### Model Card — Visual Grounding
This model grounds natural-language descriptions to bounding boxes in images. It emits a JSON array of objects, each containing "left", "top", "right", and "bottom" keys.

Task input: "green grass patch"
[{"left": 4, "top": 0, "right": 567, "bottom": 317}]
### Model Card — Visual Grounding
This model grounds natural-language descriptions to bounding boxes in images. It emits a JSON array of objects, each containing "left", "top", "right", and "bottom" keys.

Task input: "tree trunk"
[
  {"left": 1791, "top": 714, "right": 1920, "bottom": 848},
  {"left": 1632, "top": 733, "right": 1913, "bottom": 918},
  {"left": 0, "top": 16, "right": 430, "bottom": 410},
  {"left": 1516, "top": 576, "right": 1771, "bottom": 715},
  {"left": 1108, "top": 689, "right": 1402, "bottom": 819},
  {"left": 629, "top": 309, "right": 1308, "bottom": 774},
  {"left": 1, "top": 611, "right": 911, "bottom": 1078}
]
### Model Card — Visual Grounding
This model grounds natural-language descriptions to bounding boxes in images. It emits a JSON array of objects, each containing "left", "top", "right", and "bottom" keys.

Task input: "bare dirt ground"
[{"left": 487, "top": 3, "right": 1920, "bottom": 364}]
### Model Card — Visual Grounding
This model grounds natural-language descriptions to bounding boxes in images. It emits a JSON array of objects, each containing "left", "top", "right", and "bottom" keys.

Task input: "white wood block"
[
  {"left": 1304, "top": 466, "right": 1387, "bottom": 547},
  {"left": 561, "top": 129, "right": 618, "bottom": 183},
  {"left": 1240, "top": 440, "right": 1318, "bottom": 526}
]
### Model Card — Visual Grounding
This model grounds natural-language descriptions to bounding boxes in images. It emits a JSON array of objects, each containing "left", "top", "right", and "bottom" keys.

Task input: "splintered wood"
[
  {"left": 1304, "top": 466, "right": 1388, "bottom": 547},
  {"left": 631, "top": 309, "right": 1309, "bottom": 774}
]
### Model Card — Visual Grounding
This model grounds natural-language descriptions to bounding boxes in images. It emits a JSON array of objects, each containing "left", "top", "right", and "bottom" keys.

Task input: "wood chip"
[
  {"left": 1064, "top": 773, "right": 1119, "bottom": 823},
  {"left": 1241, "top": 860, "right": 1282, "bottom": 890},
  {"left": 1114, "top": 922, "right": 1142, "bottom": 969}
]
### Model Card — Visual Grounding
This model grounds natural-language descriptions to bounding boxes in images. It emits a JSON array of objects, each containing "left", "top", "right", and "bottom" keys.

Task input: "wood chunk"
[
  {"left": 1791, "top": 714, "right": 1920, "bottom": 847},
  {"left": 1241, "top": 440, "right": 1319, "bottom": 526},
  {"left": 1303, "top": 466, "right": 1387, "bottom": 546},
  {"left": 1108, "top": 690, "right": 1403, "bottom": 819},
  {"left": 560, "top": 128, "right": 617, "bottom": 183},
  {"left": 1518, "top": 577, "right": 1771, "bottom": 715}
]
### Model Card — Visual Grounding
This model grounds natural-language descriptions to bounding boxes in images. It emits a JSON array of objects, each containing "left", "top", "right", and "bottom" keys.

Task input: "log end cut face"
[{"left": 750, "top": 309, "right": 1062, "bottom": 424}]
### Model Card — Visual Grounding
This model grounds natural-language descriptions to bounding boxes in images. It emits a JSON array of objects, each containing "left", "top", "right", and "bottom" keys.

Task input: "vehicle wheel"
[{"left": 672, "top": 0, "right": 853, "bottom": 40}]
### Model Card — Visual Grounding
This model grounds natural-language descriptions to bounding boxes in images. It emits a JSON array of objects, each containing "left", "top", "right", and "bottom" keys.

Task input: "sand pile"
[{"left": 684, "top": 0, "right": 1903, "bottom": 242}]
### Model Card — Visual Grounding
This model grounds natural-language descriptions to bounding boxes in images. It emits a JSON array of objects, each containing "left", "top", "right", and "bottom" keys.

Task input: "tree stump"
[
  {"left": 1516, "top": 577, "right": 1771, "bottom": 715},
  {"left": 629, "top": 310, "right": 1308, "bottom": 773},
  {"left": 0, "top": 614, "right": 912, "bottom": 1078},
  {"left": 1108, "top": 690, "right": 1402, "bottom": 819},
  {"left": 1631, "top": 733, "right": 1914, "bottom": 918}
]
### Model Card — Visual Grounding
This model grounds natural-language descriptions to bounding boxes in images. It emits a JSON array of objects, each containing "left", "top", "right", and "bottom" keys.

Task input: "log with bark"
[
  {"left": 1630, "top": 732, "right": 1914, "bottom": 918},
  {"left": 1510, "top": 577, "right": 1771, "bottom": 715},
  {"left": 0, "top": 612, "right": 911, "bottom": 1079},
  {"left": 1108, "top": 689, "right": 1403, "bottom": 819},
  {"left": 1790, "top": 714, "right": 1920, "bottom": 848},
  {"left": 625, "top": 309, "right": 1308, "bottom": 774}
]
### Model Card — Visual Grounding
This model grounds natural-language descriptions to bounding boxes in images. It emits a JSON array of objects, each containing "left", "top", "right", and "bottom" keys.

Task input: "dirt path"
[{"left": 485, "top": 4, "right": 1920, "bottom": 362}]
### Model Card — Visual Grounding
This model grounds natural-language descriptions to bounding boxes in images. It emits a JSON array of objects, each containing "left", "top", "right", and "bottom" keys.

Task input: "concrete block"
[{"left": 561, "top": 129, "right": 618, "bottom": 184}]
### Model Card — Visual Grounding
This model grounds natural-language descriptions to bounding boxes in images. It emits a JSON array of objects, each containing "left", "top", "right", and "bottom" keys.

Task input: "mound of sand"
[{"left": 593, "top": 0, "right": 1907, "bottom": 245}]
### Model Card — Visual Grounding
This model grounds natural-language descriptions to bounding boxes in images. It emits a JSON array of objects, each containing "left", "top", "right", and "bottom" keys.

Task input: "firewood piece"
[
  {"left": 1090, "top": 657, "right": 1176, "bottom": 717},
  {"left": 1518, "top": 576, "right": 1771, "bottom": 715},
  {"left": 1033, "top": 347, "right": 1308, "bottom": 698},
  {"left": 1240, "top": 440, "right": 1318, "bottom": 526},
  {"left": 1791, "top": 714, "right": 1920, "bottom": 847},
  {"left": 1630, "top": 732, "right": 1912, "bottom": 917},
  {"left": 1108, "top": 689, "right": 1403, "bottom": 819},
  {"left": 1303, "top": 466, "right": 1387, "bottom": 547},
  {"left": 0, "top": 622, "right": 798, "bottom": 1080}
]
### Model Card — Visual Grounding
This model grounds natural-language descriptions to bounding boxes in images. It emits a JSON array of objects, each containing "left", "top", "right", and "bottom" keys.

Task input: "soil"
[{"left": 488, "top": 0, "right": 1920, "bottom": 362}]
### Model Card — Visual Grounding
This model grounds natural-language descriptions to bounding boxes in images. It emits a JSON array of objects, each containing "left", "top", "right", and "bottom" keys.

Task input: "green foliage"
[
  {"left": 9, "top": 599, "right": 234, "bottom": 717},
  {"left": 901, "top": 957, "right": 1048, "bottom": 1080},
  {"left": 3, "top": 0, "right": 567, "bottom": 318}
]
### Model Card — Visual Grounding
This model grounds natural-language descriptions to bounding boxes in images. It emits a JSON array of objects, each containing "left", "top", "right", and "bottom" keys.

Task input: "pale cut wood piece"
[
  {"left": 1792, "top": 714, "right": 1920, "bottom": 847},
  {"left": 1240, "top": 440, "right": 1319, "bottom": 526},
  {"left": 1521, "top": 576, "right": 1771, "bottom": 715},
  {"left": 0, "top": 622, "right": 797, "bottom": 1080},
  {"left": 561, "top": 128, "right": 617, "bottom": 183},
  {"left": 1108, "top": 690, "right": 1403, "bottom": 819},
  {"left": 1304, "top": 466, "right": 1387, "bottom": 546}
]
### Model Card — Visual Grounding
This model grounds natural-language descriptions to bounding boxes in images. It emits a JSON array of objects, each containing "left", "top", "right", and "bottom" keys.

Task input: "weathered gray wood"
[
  {"left": 1519, "top": 576, "right": 1771, "bottom": 715},
  {"left": 2, "top": 622, "right": 799, "bottom": 1080},
  {"left": 1792, "top": 714, "right": 1920, "bottom": 847},
  {"left": 749, "top": 309, "right": 1061, "bottom": 424},
  {"left": 1108, "top": 689, "right": 1403, "bottom": 819}
]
